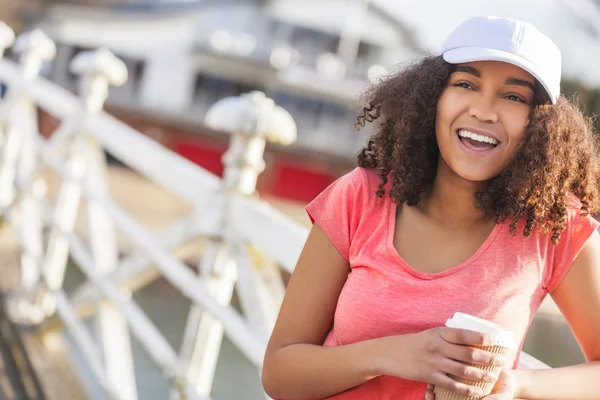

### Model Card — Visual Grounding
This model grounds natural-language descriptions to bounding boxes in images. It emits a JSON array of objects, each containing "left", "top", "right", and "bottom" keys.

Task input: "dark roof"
[
  {"left": 105, "top": 0, "right": 265, "bottom": 13},
  {"left": 105, "top": 0, "right": 204, "bottom": 13}
]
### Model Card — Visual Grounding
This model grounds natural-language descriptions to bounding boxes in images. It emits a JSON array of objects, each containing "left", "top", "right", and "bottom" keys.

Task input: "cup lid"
[{"left": 445, "top": 312, "right": 516, "bottom": 348}]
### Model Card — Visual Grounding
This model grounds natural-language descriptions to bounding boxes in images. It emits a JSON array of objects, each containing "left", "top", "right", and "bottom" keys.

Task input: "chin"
[
  {"left": 458, "top": 173, "right": 493, "bottom": 183},
  {"left": 440, "top": 154, "right": 504, "bottom": 184},
  {"left": 452, "top": 165, "right": 498, "bottom": 183}
]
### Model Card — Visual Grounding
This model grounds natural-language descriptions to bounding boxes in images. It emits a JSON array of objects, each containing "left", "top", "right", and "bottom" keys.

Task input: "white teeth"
[{"left": 458, "top": 130, "right": 498, "bottom": 145}]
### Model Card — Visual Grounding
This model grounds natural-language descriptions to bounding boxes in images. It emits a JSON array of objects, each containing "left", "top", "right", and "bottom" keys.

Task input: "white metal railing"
[{"left": 0, "top": 22, "right": 549, "bottom": 400}]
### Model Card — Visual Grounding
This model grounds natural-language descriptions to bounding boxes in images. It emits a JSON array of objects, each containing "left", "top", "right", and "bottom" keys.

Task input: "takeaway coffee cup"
[{"left": 433, "top": 312, "right": 515, "bottom": 400}]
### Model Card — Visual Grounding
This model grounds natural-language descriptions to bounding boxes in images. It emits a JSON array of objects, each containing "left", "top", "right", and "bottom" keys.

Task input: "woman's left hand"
[
  {"left": 425, "top": 369, "right": 522, "bottom": 400},
  {"left": 481, "top": 369, "right": 520, "bottom": 399}
]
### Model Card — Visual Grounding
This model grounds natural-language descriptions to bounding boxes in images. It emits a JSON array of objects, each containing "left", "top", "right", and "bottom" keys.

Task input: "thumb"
[{"left": 482, "top": 388, "right": 513, "bottom": 400}]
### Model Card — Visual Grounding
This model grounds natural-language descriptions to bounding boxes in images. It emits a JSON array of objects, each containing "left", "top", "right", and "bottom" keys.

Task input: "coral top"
[{"left": 304, "top": 167, "right": 598, "bottom": 400}]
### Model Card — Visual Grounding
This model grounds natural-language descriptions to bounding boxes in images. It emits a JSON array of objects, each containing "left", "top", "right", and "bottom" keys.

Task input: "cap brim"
[{"left": 443, "top": 47, "right": 557, "bottom": 104}]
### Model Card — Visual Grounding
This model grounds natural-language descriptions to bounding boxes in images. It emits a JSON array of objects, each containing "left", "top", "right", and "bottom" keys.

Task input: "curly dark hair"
[{"left": 356, "top": 55, "right": 600, "bottom": 244}]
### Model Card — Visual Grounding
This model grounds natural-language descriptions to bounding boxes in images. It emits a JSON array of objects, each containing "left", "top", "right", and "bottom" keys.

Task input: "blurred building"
[
  {"left": 29, "top": 0, "right": 424, "bottom": 202},
  {"left": 0, "top": 0, "right": 128, "bottom": 32},
  {"left": 0, "top": 0, "right": 46, "bottom": 32},
  {"left": 0, "top": 0, "right": 21, "bottom": 29}
]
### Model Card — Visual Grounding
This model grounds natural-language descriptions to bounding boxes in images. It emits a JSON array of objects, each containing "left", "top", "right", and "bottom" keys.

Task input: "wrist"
[
  {"left": 359, "top": 336, "right": 388, "bottom": 378},
  {"left": 512, "top": 369, "right": 532, "bottom": 399},
  {"left": 366, "top": 334, "right": 409, "bottom": 378}
]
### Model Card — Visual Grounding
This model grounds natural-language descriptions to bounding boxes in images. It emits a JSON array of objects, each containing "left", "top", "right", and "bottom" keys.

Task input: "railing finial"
[
  {"left": 13, "top": 29, "right": 56, "bottom": 80},
  {"left": 69, "top": 48, "right": 128, "bottom": 113},
  {"left": 204, "top": 91, "right": 297, "bottom": 195},
  {"left": 0, "top": 22, "right": 15, "bottom": 59}
]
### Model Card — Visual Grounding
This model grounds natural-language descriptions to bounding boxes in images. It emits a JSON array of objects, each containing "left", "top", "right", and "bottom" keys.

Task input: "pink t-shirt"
[{"left": 305, "top": 167, "right": 598, "bottom": 400}]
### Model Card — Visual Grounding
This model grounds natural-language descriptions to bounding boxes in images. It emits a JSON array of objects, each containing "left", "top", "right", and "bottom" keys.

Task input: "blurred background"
[
  {"left": 3, "top": 0, "right": 600, "bottom": 212},
  {"left": 1, "top": 1, "right": 600, "bottom": 399}
]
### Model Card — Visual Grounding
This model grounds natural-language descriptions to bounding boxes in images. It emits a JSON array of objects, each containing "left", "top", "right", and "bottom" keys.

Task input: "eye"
[
  {"left": 505, "top": 94, "right": 527, "bottom": 104},
  {"left": 453, "top": 82, "right": 474, "bottom": 90}
]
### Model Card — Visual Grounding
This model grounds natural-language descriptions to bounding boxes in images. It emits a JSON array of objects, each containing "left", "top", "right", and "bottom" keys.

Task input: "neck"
[{"left": 418, "top": 159, "right": 490, "bottom": 228}]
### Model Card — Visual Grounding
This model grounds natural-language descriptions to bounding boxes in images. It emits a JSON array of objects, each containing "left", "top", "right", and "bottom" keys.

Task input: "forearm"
[
  {"left": 262, "top": 339, "right": 384, "bottom": 400},
  {"left": 516, "top": 361, "right": 600, "bottom": 400}
]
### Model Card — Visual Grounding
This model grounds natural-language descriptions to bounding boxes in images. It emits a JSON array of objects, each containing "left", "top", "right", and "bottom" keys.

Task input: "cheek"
[
  {"left": 435, "top": 91, "right": 465, "bottom": 147},
  {"left": 436, "top": 92, "right": 457, "bottom": 135},
  {"left": 504, "top": 113, "right": 530, "bottom": 146},
  {"left": 436, "top": 91, "right": 455, "bottom": 122}
]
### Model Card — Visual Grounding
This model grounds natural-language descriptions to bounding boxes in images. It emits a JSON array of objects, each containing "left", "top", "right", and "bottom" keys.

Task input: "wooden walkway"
[
  {"left": 0, "top": 296, "right": 46, "bottom": 400},
  {"left": 0, "top": 214, "right": 88, "bottom": 400}
]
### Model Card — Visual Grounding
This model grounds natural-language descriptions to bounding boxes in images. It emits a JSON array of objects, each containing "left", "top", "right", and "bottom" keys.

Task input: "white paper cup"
[{"left": 433, "top": 313, "right": 515, "bottom": 400}]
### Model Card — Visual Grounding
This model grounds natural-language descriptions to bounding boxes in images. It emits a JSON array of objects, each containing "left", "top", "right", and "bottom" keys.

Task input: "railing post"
[
  {"left": 173, "top": 91, "right": 296, "bottom": 399},
  {"left": 43, "top": 48, "right": 127, "bottom": 300},
  {"left": 69, "top": 48, "right": 137, "bottom": 400},
  {"left": 11, "top": 30, "right": 55, "bottom": 301},
  {"left": 0, "top": 29, "right": 54, "bottom": 212},
  {"left": 0, "top": 22, "right": 16, "bottom": 202}
]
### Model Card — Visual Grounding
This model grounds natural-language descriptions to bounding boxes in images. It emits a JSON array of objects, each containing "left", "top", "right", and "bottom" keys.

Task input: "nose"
[{"left": 469, "top": 94, "right": 498, "bottom": 124}]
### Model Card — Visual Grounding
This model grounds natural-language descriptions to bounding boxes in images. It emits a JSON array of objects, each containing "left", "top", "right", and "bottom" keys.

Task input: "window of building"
[
  {"left": 191, "top": 73, "right": 262, "bottom": 118},
  {"left": 106, "top": 55, "right": 146, "bottom": 104},
  {"left": 271, "top": 92, "right": 320, "bottom": 141},
  {"left": 289, "top": 26, "right": 339, "bottom": 68},
  {"left": 351, "top": 41, "right": 382, "bottom": 79},
  {"left": 66, "top": 45, "right": 95, "bottom": 88},
  {"left": 269, "top": 90, "right": 359, "bottom": 155}
]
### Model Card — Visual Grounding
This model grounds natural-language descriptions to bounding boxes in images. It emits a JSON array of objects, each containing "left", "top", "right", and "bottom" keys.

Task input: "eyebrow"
[
  {"left": 454, "top": 66, "right": 535, "bottom": 91},
  {"left": 505, "top": 77, "right": 535, "bottom": 91},
  {"left": 455, "top": 65, "right": 481, "bottom": 77}
]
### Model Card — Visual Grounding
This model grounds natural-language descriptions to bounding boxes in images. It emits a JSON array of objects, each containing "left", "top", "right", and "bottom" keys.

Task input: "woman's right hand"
[{"left": 374, "top": 327, "right": 507, "bottom": 397}]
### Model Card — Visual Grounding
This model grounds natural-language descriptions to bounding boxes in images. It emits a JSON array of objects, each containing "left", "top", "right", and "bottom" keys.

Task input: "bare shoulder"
[
  {"left": 264, "top": 223, "right": 350, "bottom": 354},
  {"left": 551, "top": 230, "right": 600, "bottom": 361}
]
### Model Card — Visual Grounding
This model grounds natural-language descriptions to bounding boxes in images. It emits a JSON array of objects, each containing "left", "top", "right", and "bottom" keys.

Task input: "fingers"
[
  {"left": 425, "top": 383, "right": 435, "bottom": 400},
  {"left": 439, "top": 327, "right": 496, "bottom": 346},
  {"left": 440, "top": 358, "right": 499, "bottom": 383},
  {"left": 442, "top": 341, "right": 506, "bottom": 367},
  {"left": 431, "top": 372, "right": 485, "bottom": 398}
]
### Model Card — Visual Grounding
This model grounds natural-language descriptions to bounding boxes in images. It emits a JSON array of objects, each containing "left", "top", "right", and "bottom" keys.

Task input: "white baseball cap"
[{"left": 441, "top": 16, "right": 562, "bottom": 104}]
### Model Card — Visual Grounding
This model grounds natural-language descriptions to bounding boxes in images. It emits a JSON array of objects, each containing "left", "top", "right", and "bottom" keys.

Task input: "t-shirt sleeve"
[
  {"left": 305, "top": 168, "right": 364, "bottom": 261},
  {"left": 544, "top": 203, "right": 600, "bottom": 293}
]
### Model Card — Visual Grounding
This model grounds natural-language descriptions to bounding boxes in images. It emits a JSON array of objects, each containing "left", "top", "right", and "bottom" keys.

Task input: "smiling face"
[{"left": 435, "top": 61, "right": 536, "bottom": 183}]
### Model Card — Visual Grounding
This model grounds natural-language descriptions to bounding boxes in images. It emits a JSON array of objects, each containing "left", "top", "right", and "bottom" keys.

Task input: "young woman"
[{"left": 262, "top": 16, "right": 600, "bottom": 400}]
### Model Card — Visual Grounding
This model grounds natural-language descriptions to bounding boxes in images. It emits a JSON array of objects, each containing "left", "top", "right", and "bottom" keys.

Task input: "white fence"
[{"left": 0, "top": 23, "right": 549, "bottom": 400}]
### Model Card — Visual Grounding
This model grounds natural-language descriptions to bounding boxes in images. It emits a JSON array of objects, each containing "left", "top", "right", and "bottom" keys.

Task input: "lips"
[
  {"left": 456, "top": 129, "right": 500, "bottom": 156},
  {"left": 457, "top": 129, "right": 500, "bottom": 145},
  {"left": 460, "top": 136, "right": 496, "bottom": 151}
]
